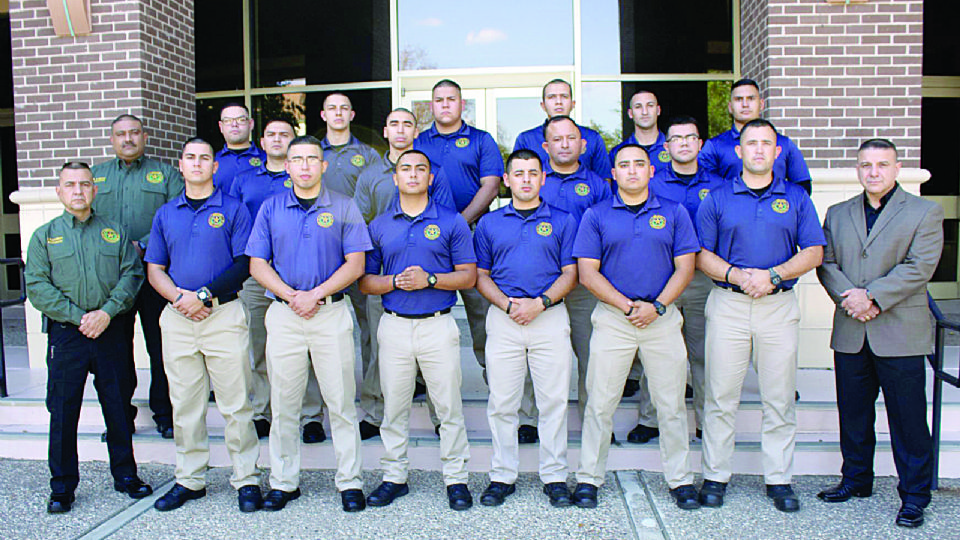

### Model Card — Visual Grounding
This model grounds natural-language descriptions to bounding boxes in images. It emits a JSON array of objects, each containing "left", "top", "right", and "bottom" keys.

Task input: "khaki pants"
[
  {"left": 486, "top": 305, "right": 572, "bottom": 484},
  {"left": 359, "top": 294, "right": 385, "bottom": 426},
  {"left": 264, "top": 299, "right": 362, "bottom": 491},
  {"left": 379, "top": 312, "right": 470, "bottom": 485},
  {"left": 634, "top": 270, "right": 711, "bottom": 428},
  {"left": 239, "top": 277, "right": 323, "bottom": 425},
  {"left": 577, "top": 302, "right": 692, "bottom": 488},
  {"left": 701, "top": 287, "right": 800, "bottom": 485},
  {"left": 159, "top": 300, "right": 260, "bottom": 491}
]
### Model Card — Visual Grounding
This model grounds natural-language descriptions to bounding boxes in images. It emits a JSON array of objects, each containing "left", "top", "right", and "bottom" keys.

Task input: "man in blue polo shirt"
[
  {"left": 699, "top": 79, "right": 812, "bottom": 193},
  {"left": 214, "top": 103, "right": 266, "bottom": 194},
  {"left": 572, "top": 144, "right": 700, "bottom": 511},
  {"left": 145, "top": 137, "right": 261, "bottom": 513},
  {"left": 414, "top": 79, "right": 503, "bottom": 416},
  {"left": 513, "top": 79, "right": 611, "bottom": 179},
  {"left": 609, "top": 90, "right": 672, "bottom": 173},
  {"left": 474, "top": 149, "right": 578, "bottom": 508},
  {"left": 696, "top": 119, "right": 825, "bottom": 513},
  {"left": 229, "top": 118, "right": 326, "bottom": 443},
  {"left": 360, "top": 150, "right": 477, "bottom": 512},
  {"left": 246, "top": 135, "right": 371, "bottom": 513},
  {"left": 627, "top": 115, "right": 727, "bottom": 446}
]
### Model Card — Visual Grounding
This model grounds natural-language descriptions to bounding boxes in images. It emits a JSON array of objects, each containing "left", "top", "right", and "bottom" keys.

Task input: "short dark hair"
[
  {"left": 858, "top": 138, "right": 899, "bottom": 158},
  {"left": 542, "top": 115, "right": 579, "bottom": 139},
  {"left": 181, "top": 137, "right": 214, "bottom": 154},
  {"left": 731, "top": 78, "right": 760, "bottom": 93},
  {"left": 110, "top": 114, "right": 143, "bottom": 128},
  {"left": 288, "top": 135, "right": 323, "bottom": 152},
  {"left": 542, "top": 79, "right": 572, "bottom": 102},
  {"left": 59, "top": 161, "right": 91, "bottom": 174},
  {"left": 396, "top": 149, "right": 431, "bottom": 172},
  {"left": 322, "top": 92, "right": 352, "bottom": 108},
  {"left": 220, "top": 102, "right": 250, "bottom": 116},
  {"left": 387, "top": 107, "right": 417, "bottom": 127},
  {"left": 432, "top": 79, "right": 461, "bottom": 95},
  {"left": 612, "top": 143, "right": 649, "bottom": 163},
  {"left": 739, "top": 118, "right": 778, "bottom": 138},
  {"left": 262, "top": 118, "right": 296, "bottom": 134},
  {"left": 664, "top": 115, "right": 701, "bottom": 137},
  {"left": 629, "top": 90, "right": 658, "bottom": 106},
  {"left": 505, "top": 149, "right": 542, "bottom": 173}
]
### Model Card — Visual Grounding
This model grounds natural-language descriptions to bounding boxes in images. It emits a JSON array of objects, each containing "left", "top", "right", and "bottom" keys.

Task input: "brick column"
[{"left": 740, "top": 0, "right": 923, "bottom": 167}]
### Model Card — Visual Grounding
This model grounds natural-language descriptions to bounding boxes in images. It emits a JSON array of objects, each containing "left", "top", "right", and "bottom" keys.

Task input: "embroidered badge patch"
[
  {"left": 536, "top": 222, "right": 553, "bottom": 237},
  {"left": 317, "top": 212, "right": 335, "bottom": 228},
  {"left": 249, "top": 157, "right": 262, "bottom": 167},
  {"left": 575, "top": 183, "right": 590, "bottom": 196},
  {"left": 47, "top": 236, "right": 63, "bottom": 245},
  {"left": 699, "top": 188, "right": 710, "bottom": 200},
  {"left": 208, "top": 213, "right": 225, "bottom": 228},
  {"left": 772, "top": 199, "right": 790, "bottom": 214},
  {"left": 283, "top": 179, "right": 293, "bottom": 188},
  {"left": 101, "top": 228, "right": 120, "bottom": 243},
  {"left": 649, "top": 215, "right": 666, "bottom": 230},
  {"left": 93, "top": 177, "right": 106, "bottom": 184},
  {"left": 146, "top": 171, "right": 164, "bottom": 184},
  {"left": 455, "top": 137, "right": 470, "bottom": 148},
  {"left": 423, "top": 224, "right": 441, "bottom": 240},
  {"left": 350, "top": 155, "right": 365, "bottom": 167},
  {"left": 658, "top": 150, "right": 671, "bottom": 163}
]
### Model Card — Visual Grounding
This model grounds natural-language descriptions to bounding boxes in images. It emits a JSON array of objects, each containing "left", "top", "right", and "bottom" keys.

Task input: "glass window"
[
  {"left": 932, "top": 219, "right": 957, "bottom": 283},
  {"left": 923, "top": 0, "right": 960, "bottom": 76},
  {"left": 583, "top": 0, "right": 734, "bottom": 75},
  {"left": 250, "top": 0, "right": 390, "bottom": 88},
  {"left": 581, "top": 82, "right": 623, "bottom": 153},
  {"left": 398, "top": 0, "right": 573, "bottom": 70},
  {"left": 496, "top": 96, "right": 543, "bottom": 154},
  {"left": 195, "top": 3, "right": 244, "bottom": 92},
  {"left": 921, "top": 98, "right": 960, "bottom": 196}
]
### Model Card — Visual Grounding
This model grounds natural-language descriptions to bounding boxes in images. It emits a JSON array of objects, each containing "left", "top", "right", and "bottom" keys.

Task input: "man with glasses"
[{"left": 214, "top": 103, "right": 267, "bottom": 194}]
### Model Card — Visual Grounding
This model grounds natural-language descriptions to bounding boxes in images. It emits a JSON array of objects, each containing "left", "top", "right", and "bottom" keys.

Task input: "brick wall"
[
  {"left": 740, "top": 0, "right": 769, "bottom": 92},
  {"left": 10, "top": 0, "right": 195, "bottom": 188},
  {"left": 740, "top": 0, "right": 923, "bottom": 168}
]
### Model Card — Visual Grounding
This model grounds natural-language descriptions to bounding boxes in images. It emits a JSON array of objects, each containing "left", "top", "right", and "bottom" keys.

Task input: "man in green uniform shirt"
[{"left": 91, "top": 114, "right": 184, "bottom": 438}]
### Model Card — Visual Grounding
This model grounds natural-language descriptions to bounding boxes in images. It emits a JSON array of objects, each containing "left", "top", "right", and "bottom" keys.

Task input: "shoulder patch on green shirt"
[
  {"left": 101, "top": 228, "right": 121, "bottom": 243},
  {"left": 146, "top": 171, "right": 164, "bottom": 184}
]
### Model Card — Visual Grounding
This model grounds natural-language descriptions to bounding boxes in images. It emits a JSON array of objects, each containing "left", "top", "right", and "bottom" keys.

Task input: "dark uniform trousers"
[
  {"left": 834, "top": 339, "right": 933, "bottom": 506},
  {"left": 119, "top": 283, "right": 171, "bottom": 426},
  {"left": 47, "top": 312, "right": 138, "bottom": 495}
]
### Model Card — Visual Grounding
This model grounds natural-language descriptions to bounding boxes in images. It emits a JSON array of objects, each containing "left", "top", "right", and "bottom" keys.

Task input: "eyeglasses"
[
  {"left": 220, "top": 116, "right": 250, "bottom": 126},
  {"left": 666, "top": 134, "right": 700, "bottom": 144},
  {"left": 288, "top": 156, "right": 322, "bottom": 166}
]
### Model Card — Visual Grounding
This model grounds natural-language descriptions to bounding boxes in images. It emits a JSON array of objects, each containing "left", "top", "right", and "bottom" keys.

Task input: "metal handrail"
[
  {"left": 928, "top": 293, "right": 959, "bottom": 491},
  {"left": 0, "top": 257, "right": 26, "bottom": 398}
]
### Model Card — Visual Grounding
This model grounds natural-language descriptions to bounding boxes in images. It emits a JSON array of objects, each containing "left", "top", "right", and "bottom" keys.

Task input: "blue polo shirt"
[
  {"left": 228, "top": 164, "right": 291, "bottom": 221},
  {"left": 353, "top": 152, "right": 456, "bottom": 224},
  {"left": 414, "top": 122, "right": 504, "bottom": 213},
  {"left": 609, "top": 132, "right": 671, "bottom": 170},
  {"left": 541, "top": 164, "right": 612, "bottom": 225},
  {"left": 514, "top": 122, "right": 612, "bottom": 180},
  {"left": 320, "top": 135, "right": 382, "bottom": 198},
  {"left": 366, "top": 197, "right": 476, "bottom": 315},
  {"left": 145, "top": 189, "right": 252, "bottom": 292},
  {"left": 245, "top": 188, "right": 372, "bottom": 293},
  {"left": 697, "top": 175, "right": 826, "bottom": 289},
  {"left": 649, "top": 163, "right": 727, "bottom": 233},
  {"left": 699, "top": 127, "right": 812, "bottom": 192},
  {"left": 574, "top": 192, "right": 699, "bottom": 301},
  {"left": 214, "top": 143, "right": 267, "bottom": 195},
  {"left": 474, "top": 202, "right": 576, "bottom": 299}
]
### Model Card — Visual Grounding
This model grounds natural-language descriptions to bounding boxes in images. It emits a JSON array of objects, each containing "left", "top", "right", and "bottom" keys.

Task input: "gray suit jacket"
[{"left": 817, "top": 186, "right": 944, "bottom": 356}]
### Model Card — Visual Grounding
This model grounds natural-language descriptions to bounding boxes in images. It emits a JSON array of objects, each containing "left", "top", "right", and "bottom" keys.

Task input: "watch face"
[{"left": 428, "top": 274, "right": 437, "bottom": 286}]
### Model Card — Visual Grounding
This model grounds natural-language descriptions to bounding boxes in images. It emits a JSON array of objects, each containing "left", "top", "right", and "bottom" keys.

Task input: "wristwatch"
[
  {"left": 539, "top": 294, "right": 553, "bottom": 309},
  {"left": 197, "top": 287, "right": 213, "bottom": 308},
  {"left": 652, "top": 300, "right": 667, "bottom": 316},
  {"left": 426, "top": 273, "right": 438, "bottom": 289},
  {"left": 768, "top": 268, "right": 782, "bottom": 287}
]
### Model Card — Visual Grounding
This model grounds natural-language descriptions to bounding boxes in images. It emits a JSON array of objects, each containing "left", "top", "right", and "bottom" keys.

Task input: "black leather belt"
[
  {"left": 275, "top": 292, "right": 345, "bottom": 305},
  {"left": 218, "top": 292, "right": 239, "bottom": 304},
  {"left": 384, "top": 307, "right": 451, "bottom": 319},
  {"left": 714, "top": 283, "right": 792, "bottom": 295}
]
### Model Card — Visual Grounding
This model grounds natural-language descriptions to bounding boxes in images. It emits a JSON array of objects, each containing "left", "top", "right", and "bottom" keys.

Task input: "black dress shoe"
[
  {"left": 156, "top": 422, "right": 174, "bottom": 439},
  {"left": 254, "top": 419, "right": 270, "bottom": 439},
  {"left": 543, "top": 482, "right": 572, "bottom": 508},
  {"left": 238, "top": 485, "right": 263, "bottom": 512},
  {"left": 413, "top": 381, "right": 427, "bottom": 398},
  {"left": 341, "top": 489, "right": 366, "bottom": 512},
  {"left": 518, "top": 425, "right": 539, "bottom": 444},
  {"left": 359, "top": 420, "right": 380, "bottom": 441},
  {"left": 622, "top": 379, "right": 640, "bottom": 398},
  {"left": 434, "top": 424, "right": 441, "bottom": 437},
  {"left": 627, "top": 424, "right": 659, "bottom": 444},
  {"left": 480, "top": 481, "right": 515, "bottom": 506},
  {"left": 766, "top": 484, "right": 800, "bottom": 512},
  {"left": 447, "top": 483, "right": 473, "bottom": 511},
  {"left": 685, "top": 385, "right": 694, "bottom": 399},
  {"left": 572, "top": 483, "right": 598, "bottom": 508},
  {"left": 114, "top": 476, "right": 153, "bottom": 499},
  {"left": 817, "top": 483, "right": 872, "bottom": 503},
  {"left": 366, "top": 481, "right": 409, "bottom": 507},
  {"left": 698, "top": 480, "right": 726, "bottom": 507},
  {"left": 302, "top": 422, "right": 326, "bottom": 444},
  {"left": 154, "top": 483, "right": 206, "bottom": 511},
  {"left": 896, "top": 502, "right": 924, "bottom": 528},
  {"left": 670, "top": 484, "right": 701, "bottom": 510},
  {"left": 47, "top": 493, "right": 75, "bottom": 514},
  {"left": 262, "top": 488, "right": 301, "bottom": 511},
  {"left": 695, "top": 428, "right": 702, "bottom": 440}
]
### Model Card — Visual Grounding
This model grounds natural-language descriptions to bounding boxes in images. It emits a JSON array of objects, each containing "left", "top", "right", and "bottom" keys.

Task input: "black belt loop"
[{"left": 384, "top": 307, "right": 451, "bottom": 319}]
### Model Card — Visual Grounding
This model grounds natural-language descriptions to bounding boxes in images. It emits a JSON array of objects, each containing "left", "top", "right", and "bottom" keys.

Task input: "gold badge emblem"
[
  {"left": 101, "top": 228, "right": 121, "bottom": 243},
  {"left": 93, "top": 177, "right": 106, "bottom": 184},
  {"left": 536, "top": 222, "right": 552, "bottom": 237},
  {"left": 350, "top": 155, "right": 365, "bottom": 167},
  {"left": 208, "top": 213, "right": 225, "bottom": 228},
  {"left": 649, "top": 215, "right": 667, "bottom": 230},
  {"left": 424, "top": 224, "right": 441, "bottom": 240},
  {"left": 146, "top": 171, "right": 164, "bottom": 184},
  {"left": 283, "top": 179, "right": 293, "bottom": 188},
  {"left": 574, "top": 183, "right": 590, "bottom": 196},
  {"left": 699, "top": 188, "right": 710, "bottom": 200},
  {"left": 249, "top": 157, "right": 262, "bottom": 167},
  {"left": 772, "top": 198, "right": 790, "bottom": 214},
  {"left": 47, "top": 236, "right": 63, "bottom": 245},
  {"left": 455, "top": 137, "right": 470, "bottom": 148},
  {"left": 317, "top": 212, "right": 335, "bottom": 228},
  {"left": 658, "top": 150, "right": 671, "bottom": 163}
]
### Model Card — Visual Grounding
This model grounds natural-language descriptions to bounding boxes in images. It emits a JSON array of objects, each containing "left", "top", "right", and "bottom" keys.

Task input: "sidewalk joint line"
[{"left": 75, "top": 477, "right": 176, "bottom": 540}]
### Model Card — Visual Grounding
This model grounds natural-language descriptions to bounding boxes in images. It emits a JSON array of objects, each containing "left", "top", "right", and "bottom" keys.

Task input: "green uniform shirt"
[
  {"left": 25, "top": 211, "right": 144, "bottom": 325},
  {"left": 90, "top": 156, "right": 184, "bottom": 247}
]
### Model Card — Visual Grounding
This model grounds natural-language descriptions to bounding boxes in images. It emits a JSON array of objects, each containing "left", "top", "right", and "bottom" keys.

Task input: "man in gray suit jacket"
[{"left": 816, "top": 138, "right": 943, "bottom": 529}]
